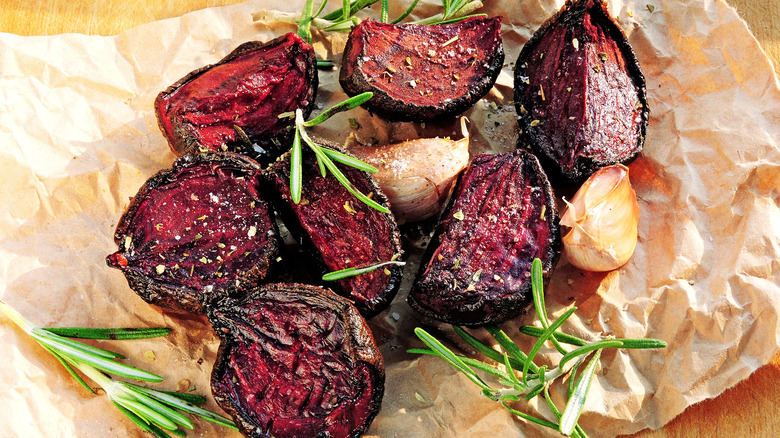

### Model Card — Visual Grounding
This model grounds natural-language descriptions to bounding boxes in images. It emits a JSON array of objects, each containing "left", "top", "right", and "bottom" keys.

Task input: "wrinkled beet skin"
[
  {"left": 408, "top": 150, "right": 560, "bottom": 327},
  {"left": 106, "top": 153, "right": 280, "bottom": 314},
  {"left": 340, "top": 17, "right": 504, "bottom": 122},
  {"left": 264, "top": 139, "right": 403, "bottom": 318},
  {"left": 155, "top": 33, "right": 317, "bottom": 165},
  {"left": 514, "top": 0, "right": 649, "bottom": 183},
  {"left": 209, "top": 283, "right": 384, "bottom": 438}
]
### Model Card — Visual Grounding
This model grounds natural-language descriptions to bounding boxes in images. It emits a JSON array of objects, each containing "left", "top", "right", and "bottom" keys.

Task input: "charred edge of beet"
[
  {"left": 514, "top": 0, "right": 649, "bottom": 183},
  {"left": 108, "top": 152, "right": 281, "bottom": 315},
  {"left": 408, "top": 150, "right": 561, "bottom": 327},
  {"left": 208, "top": 283, "right": 385, "bottom": 438},
  {"left": 262, "top": 138, "right": 404, "bottom": 318},
  {"left": 154, "top": 33, "right": 318, "bottom": 164},
  {"left": 340, "top": 17, "right": 505, "bottom": 122}
]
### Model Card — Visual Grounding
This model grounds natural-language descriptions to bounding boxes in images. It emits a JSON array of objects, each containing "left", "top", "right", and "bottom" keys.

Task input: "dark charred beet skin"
[
  {"left": 209, "top": 283, "right": 384, "bottom": 438},
  {"left": 514, "top": 0, "right": 648, "bottom": 183},
  {"left": 340, "top": 17, "right": 504, "bottom": 122},
  {"left": 155, "top": 33, "right": 317, "bottom": 165},
  {"left": 106, "top": 153, "right": 280, "bottom": 314},
  {"left": 264, "top": 139, "right": 403, "bottom": 318},
  {"left": 408, "top": 150, "right": 560, "bottom": 327}
]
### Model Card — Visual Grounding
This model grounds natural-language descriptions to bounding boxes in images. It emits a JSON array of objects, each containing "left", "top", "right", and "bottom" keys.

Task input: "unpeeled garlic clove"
[
  {"left": 560, "top": 164, "right": 639, "bottom": 272},
  {"left": 347, "top": 119, "right": 470, "bottom": 224}
]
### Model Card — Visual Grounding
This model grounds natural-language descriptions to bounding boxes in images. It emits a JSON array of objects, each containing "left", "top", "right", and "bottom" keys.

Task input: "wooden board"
[{"left": 1, "top": 0, "right": 778, "bottom": 436}]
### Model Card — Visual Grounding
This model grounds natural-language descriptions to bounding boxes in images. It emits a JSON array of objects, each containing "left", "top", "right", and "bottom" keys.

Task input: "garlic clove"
[
  {"left": 560, "top": 164, "right": 639, "bottom": 272},
  {"left": 348, "top": 119, "right": 470, "bottom": 224}
]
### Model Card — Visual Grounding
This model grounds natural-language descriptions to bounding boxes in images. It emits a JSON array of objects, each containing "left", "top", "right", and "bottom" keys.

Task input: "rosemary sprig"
[
  {"left": 259, "top": 0, "right": 378, "bottom": 42},
  {"left": 322, "top": 259, "right": 406, "bottom": 281},
  {"left": 409, "top": 0, "right": 487, "bottom": 25},
  {"left": 256, "top": 0, "right": 482, "bottom": 37},
  {"left": 289, "top": 92, "right": 389, "bottom": 213},
  {"left": 0, "top": 301, "right": 237, "bottom": 438},
  {"left": 409, "top": 258, "right": 667, "bottom": 436}
]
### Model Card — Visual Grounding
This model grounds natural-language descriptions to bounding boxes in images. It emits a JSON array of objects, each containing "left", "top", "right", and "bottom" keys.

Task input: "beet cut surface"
[
  {"left": 340, "top": 17, "right": 504, "bottom": 122},
  {"left": 408, "top": 150, "right": 560, "bottom": 327},
  {"left": 209, "top": 283, "right": 385, "bottom": 438},
  {"left": 155, "top": 33, "right": 317, "bottom": 164},
  {"left": 514, "top": 0, "right": 648, "bottom": 183},
  {"left": 264, "top": 140, "right": 403, "bottom": 318},
  {"left": 106, "top": 153, "right": 280, "bottom": 314}
]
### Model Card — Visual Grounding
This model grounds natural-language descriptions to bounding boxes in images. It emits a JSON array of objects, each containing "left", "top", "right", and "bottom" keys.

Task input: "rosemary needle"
[{"left": 322, "top": 260, "right": 405, "bottom": 281}]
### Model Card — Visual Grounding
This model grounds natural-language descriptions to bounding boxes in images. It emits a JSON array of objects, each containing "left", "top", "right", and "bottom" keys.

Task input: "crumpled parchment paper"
[{"left": 0, "top": 0, "right": 778, "bottom": 437}]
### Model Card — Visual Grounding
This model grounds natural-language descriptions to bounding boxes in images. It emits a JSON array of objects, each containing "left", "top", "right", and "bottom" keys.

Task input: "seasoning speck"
[{"left": 442, "top": 35, "right": 458, "bottom": 47}]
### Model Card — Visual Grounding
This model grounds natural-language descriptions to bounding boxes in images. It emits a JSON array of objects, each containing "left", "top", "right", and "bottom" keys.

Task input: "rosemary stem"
[
  {"left": 76, "top": 360, "right": 116, "bottom": 390},
  {"left": 496, "top": 387, "right": 526, "bottom": 399},
  {"left": 298, "top": 0, "right": 316, "bottom": 41},
  {"left": 0, "top": 300, "right": 35, "bottom": 333}
]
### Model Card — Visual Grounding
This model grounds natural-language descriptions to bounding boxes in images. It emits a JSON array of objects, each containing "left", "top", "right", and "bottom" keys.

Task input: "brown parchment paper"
[{"left": 0, "top": 0, "right": 778, "bottom": 437}]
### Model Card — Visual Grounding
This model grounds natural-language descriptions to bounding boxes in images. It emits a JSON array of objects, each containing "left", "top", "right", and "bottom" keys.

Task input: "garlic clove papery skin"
[
  {"left": 560, "top": 164, "right": 639, "bottom": 272},
  {"left": 348, "top": 122, "right": 470, "bottom": 224}
]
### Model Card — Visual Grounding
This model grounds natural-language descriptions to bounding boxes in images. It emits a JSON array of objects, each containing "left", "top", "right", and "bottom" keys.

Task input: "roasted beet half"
[
  {"left": 408, "top": 150, "right": 560, "bottom": 327},
  {"left": 209, "top": 283, "right": 385, "bottom": 438},
  {"left": 514, "top": 0, "right": 648, "bottom": 183},
  {"left": 106, "top": 153, "right": 280, "bottom": 314},
  {"left": 264, "top": 139, "right": 403, "bottom": 318},
  {"left": 340, "top": 17, "right": 504, "bottom": 122},
  {"left": 155, "top": 33, "right": 317, "bottom": 164}
]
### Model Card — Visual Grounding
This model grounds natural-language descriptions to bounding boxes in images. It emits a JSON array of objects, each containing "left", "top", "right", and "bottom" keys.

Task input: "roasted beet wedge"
[
  {"left": 408, "top": 150, "right": 560, "bottom": 327},
  {"left": 264, "top": 140, "right": 403, "bottom": 318},
  {"left": 514, "top": 0, "right": 648, "bottom": 182},
  {"left": 106, "top": 153, "right": 280, "bottom": 314},
  {"left": 209, "top": 283, "right": 385, "bottom": 438},
  {"left": 340, "top": 17, "right": 504, "bottom": 122},
  {"left": 155, "top": 33, "right": 317, "bottom": 164}
]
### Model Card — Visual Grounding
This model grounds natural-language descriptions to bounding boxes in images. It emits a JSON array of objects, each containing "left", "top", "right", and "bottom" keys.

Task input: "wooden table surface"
[{"left": 1, "top": 0, "right": 778, "bottom": 437}]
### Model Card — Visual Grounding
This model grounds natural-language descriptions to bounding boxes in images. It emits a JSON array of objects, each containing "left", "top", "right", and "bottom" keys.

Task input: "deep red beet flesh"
[
  {"left": 209, "top": 283, "right": 384, "bottom": 438},
  {"left": 155, "top": 33, "right": 317, "bottom": 164},
  {"left": 514, "top": 0, "right": 648, "bottom": 182},
  {"left": 408, "top": 150, "right": 560, "bottom": 327},
  {"left": 263, "top": 140, "right": 403, "bottom": 318},
  {"left": 106, "top": 153, "right": 280, "bottom": 314},
  {"left": 340, "top": 17, "right": 504, "bottom": 122}
]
